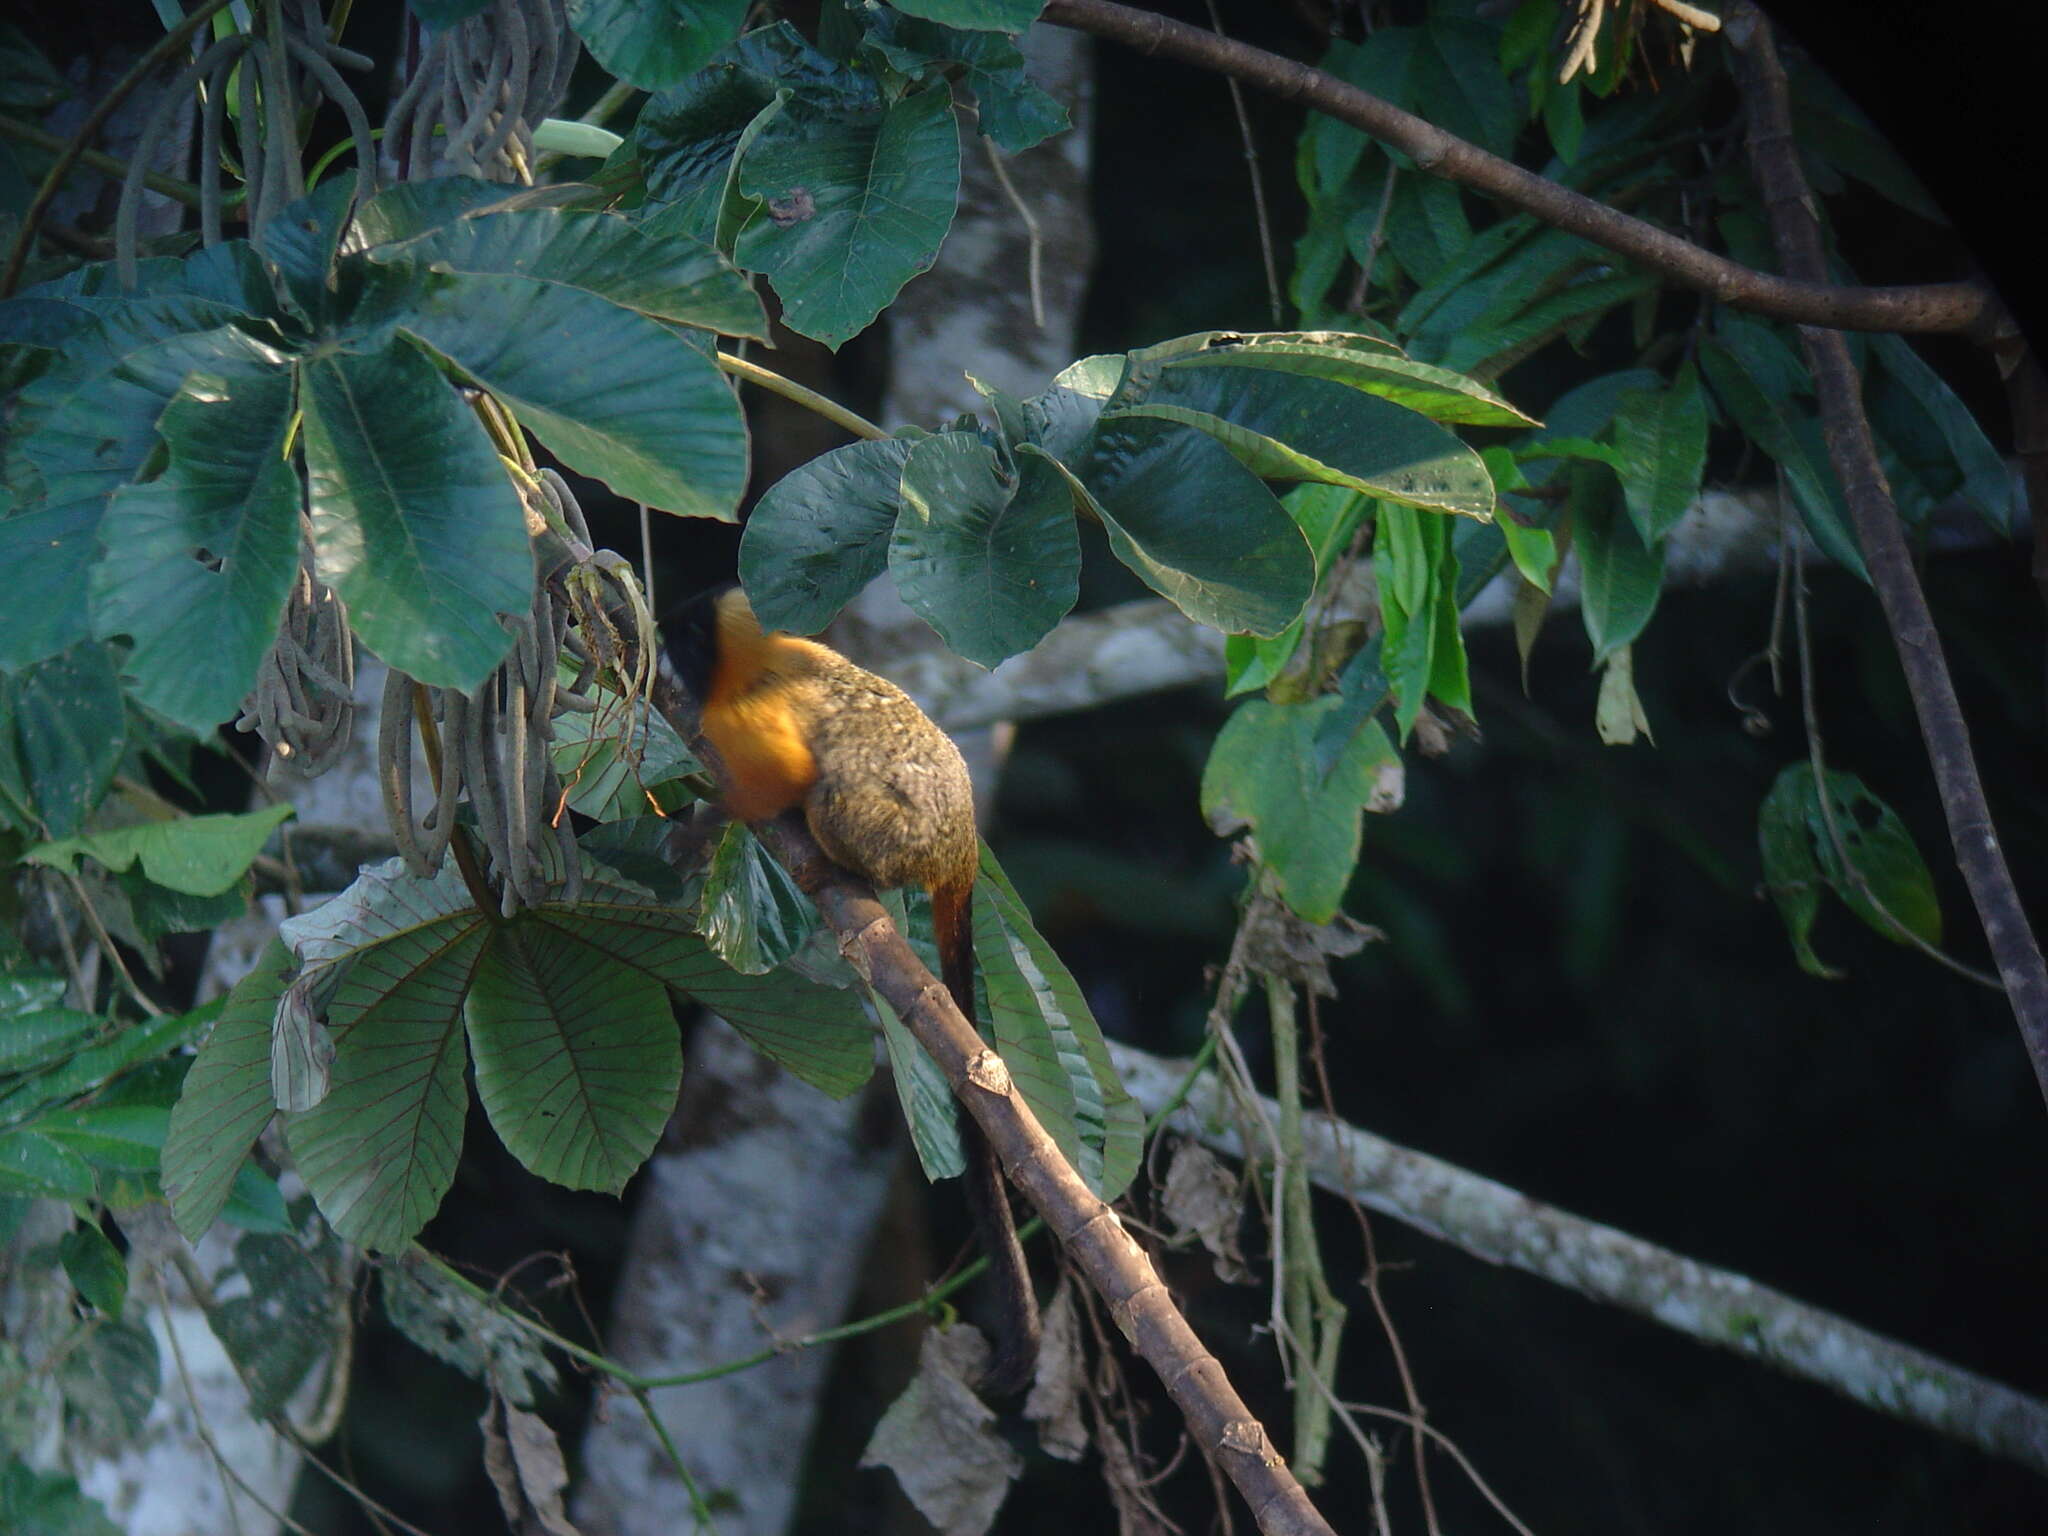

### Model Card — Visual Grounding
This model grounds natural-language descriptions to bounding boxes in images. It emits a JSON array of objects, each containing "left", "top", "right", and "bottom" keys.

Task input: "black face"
[{"left": 660, "top": 580, "right": 737, "bottom": 702}]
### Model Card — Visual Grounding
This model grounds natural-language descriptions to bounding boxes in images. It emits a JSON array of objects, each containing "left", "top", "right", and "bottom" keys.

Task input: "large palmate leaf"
[
  {"left": 299, "top": 339, "right": 531, "bottom": 690},
  {"left": 568, "top": 0, "right": 751, "bottom": 91},
  {"left": 89, "top": 363, "right": 301, "bottom": 733},
  {"left": 1053, "top": 420, "right": 1313, "bottom": 637},
  {"left": 890, "top": 432, "right": 1079, "bottom": 668},
  {"left": 367, "top": 203, "right": 766, "bottom": 340},
  {"left": 537, "top": 859, "right": 871, "bottom": 1096},
  {"left": 733, "top": 81, "right": 960, "bottom": 348},
  {"left": 739, "top": 436, "right": 913, "bottom": 634},
  {"left": 974, "top": 849, "right": 1140, "bottom": 1201},
  {"left": 398, "top": 271, "right": 748, "bottom": 518},
  {"left": 1203, "top": 696, "right": 1398, "bottom": 924},
  {"left": 162, "top": 941, "right": 293, "bottom": 1239},
  {"left": 466, "top": 922, "right": 680, "bottom": 1193}
]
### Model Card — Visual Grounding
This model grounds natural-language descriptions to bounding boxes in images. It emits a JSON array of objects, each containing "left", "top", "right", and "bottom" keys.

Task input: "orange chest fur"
[{"left": 700, "top": 688, "right": 819, "bottom": 823}]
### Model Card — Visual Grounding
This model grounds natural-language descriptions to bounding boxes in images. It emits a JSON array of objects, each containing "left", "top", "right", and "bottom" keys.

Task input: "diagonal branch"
[
  {"left": 1038, "top": 0, "right": 2002, "bottom": 339},
  {"left": 1112, "top": 1043, "right": 2048, "bottom": 1477},
  {"left": 744, "top": 813, "right": 1338, "bottom": 1536},
  {"left": 1725, "top": 3, "right": 2048, "bottom": 1108}
]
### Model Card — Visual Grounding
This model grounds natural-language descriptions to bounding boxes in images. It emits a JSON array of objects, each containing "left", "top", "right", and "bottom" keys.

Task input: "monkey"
[{"left": 661, "top": 583, "right": 1041, "bottom": 1396}]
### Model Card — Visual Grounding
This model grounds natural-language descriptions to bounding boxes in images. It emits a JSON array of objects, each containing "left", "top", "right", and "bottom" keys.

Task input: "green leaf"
[
  {"left": 88, "top": 365, "right": 301, "bottom": 733},
  {"left": 889, "top": 0, "right": 1044, "bottom": 28},
  {"left": 28, "top": 803, "right": 293, "bottom": 897},
  {"left": 60, "top": 1223, "right": 127, "bottom": 1315},
  {"left": 367, "top": 204, "right": 767, "bottom": 340},
  {"left": 891, "top": 433, "right": 1079, "bottom": 668},
  {"left": 739, "top": 436, "right": 913, "bottom": 634},
  {"left": 974, "top": 849, "right": 1140, "bottom": 1200},
  {"left": 1201, "top": 697, "right": 1397, "bottom": 923},
  {"left": 0, "top": 1129, "right": 95, "bottom": 1198},
  {"left": 1118, "top": 359, "right": 1495, "bottom": 519},
  {"left": 1063, "top": 417, "right": 1313, "bottom": 637},
  {"left": 1575, "top": 473, "right": 1664, "bottom": 660},
  {"left": 1785, "top": 58, "right": 1945, "bottom": 225},
  {"left": 734, "top": 81, "right": 960, "bottom": 348},
  {"left": 697, "top": 820, "right": 817, "bottom": 975},
  {"left": 1332, "top": 17, "right": 1518, "bottom": 160},
  {"left": 208, "top": 1231, "right": 340, "bottom": 1417},
  {"left": 868, "top": 915, "right": 964, "bottom": 1180},
  {"left": 859, "top": 11, "right": 1068, "bottom": 153},
  {"left": 568, "top": 0, "right": 752, "bottom": 91},
  {"left": 1609, "top": 361, "right": 1707, "bottom": 544},
  {"left": 0, "top": 1460, "right": 122, "bottom": 1536},
  {"left": 0, "top": 1007, "right": 205, "bottom": 1127},
  {"left": 0, "top": 642, "right": 125, "bottom": 838},
  {"left": 534, "top": 861, "right": 872, "bottom": 1097},
  {"left": 163, "top": 941, "right": 289, "bottom": 1239},
  {"left": 465, "top": 922, "right": 681, "bottom": 1194},
  {"left": 1868, "top": 334, "right": 2016, "bottom": 536},
  {"left": 0, "top": 22, "right": 69, "bottom": 110},
  {"left": 1699, "top": 334, "right": 1868, "bottom": 584},
  {"left": 398, "top": 271, "right": 749, "bottom": 518},
  {"left": 58, "top": 1319, "right": 158, "bottom": 1444},
  {"left": 380, "top": 1255, "right": 558, "bottom": 1405},
  {"left": 550, "top": 686, "right": 700, "bottom": 820},
  {"left": 221, "top": 1164, "right": 291, "bottom": 1233},
  {"left": 1759, "top": 764, "right": 1942, "bottom": 974},
  {"left": 300, "top": 340, "right": 531, "bottom": 689},
  {"left": 1184, "top": 332, "right": 1537, "bottom": 427},
  {"left": 281, "top": 864, "right": 489, "bottom": 1250},
  {"left": 0, "top": 1004, "right": 99, "bottom": 1075},
  {"left": 33, "top": 1104, "right": 171, "bottom": 1171}
]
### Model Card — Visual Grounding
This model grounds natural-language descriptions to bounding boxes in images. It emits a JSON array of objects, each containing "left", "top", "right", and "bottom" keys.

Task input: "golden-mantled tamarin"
[{"left": 663, "top": 584, "right": 1040, "bottom": 1394}]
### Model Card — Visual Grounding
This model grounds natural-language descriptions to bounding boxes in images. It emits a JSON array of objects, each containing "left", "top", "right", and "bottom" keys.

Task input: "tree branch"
[
  {"left": 741, "top": 813, "right": 1337, "bottom": 1536},
  {"left": 1726, "top": 3, "right": 2048, "bottom": 1109},
  {"left": 1038, "top": 0, "right": 2002, "bottom": 339},
  {"left": 1110, "top": 1043, "right": 2048, "bottom": 1477}
]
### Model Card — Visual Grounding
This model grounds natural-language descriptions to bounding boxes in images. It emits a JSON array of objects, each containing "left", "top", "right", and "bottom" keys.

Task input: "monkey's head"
[{"left": 660, "top": 582, "right": 769, "bottom": 703}]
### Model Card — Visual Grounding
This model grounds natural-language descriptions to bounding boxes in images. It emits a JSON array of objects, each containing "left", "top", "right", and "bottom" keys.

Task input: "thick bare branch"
[
  {"left": 1039, "top": 0, "right": 2002, "bottom": 338},
  {"left": 1112, "top": 1043, "right": 2048, "bottom": 1477},
  {"left": 1726, "top": 4, "right": 2048, "bottom": 1108},
  {"left": 743, "top": 815, "right": 1337, "bottom": 1536}
]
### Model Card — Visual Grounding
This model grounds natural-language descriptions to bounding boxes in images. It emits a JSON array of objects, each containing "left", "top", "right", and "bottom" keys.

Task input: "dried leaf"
[
  {"left": 1023, "top": 1282, "right": 1088, "bottom": 1463},
  {"left": 481, "top": 1394, "right": 580, "bottom": 1536},
  {"left": 1595, "top": 645, "right": 1655, "bottom": 745},
  {"left": 1238, "top": 890, "right": 1381, "bottom": 999},
  {"left": 1162, "top": 1140, "right": 1254, "bottom": 1285},
  {"left": 861, "top": 1324, "right": 1022, "bottom": 1536}
]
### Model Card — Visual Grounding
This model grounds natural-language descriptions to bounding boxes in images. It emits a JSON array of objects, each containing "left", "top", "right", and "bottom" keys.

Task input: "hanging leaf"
[
  {"left": 207, "top": 1232, "right": 340, "bottom": 1418},
  {"left": 890, "top": 432, "right": 1080, "bottom": 668},
  {"left": 696, "top": 819, "right": 818, "bottom": 975},
  {"left": 870, "top": 962, "right": 965, "bottom": 1180},
  {"left": 300, "top": 339, "right": 531, "bottom": 690},
  {"left": 740, "top": 436, "right": 913, "bottom": 635},
  {"left": 0, "top": 642, "right": 125, "bottom": 838},
  {"left": 1609, "top": 362, "right": 1707, "bottom": 545},
  {"left": 1594, "top": 645, "right": 1653, "bottom": 745},
  {"left": 1574, "top": 472, "right": 1664, "bottom": 661},
  {"left": 58, "top": 1223, "right": 127, "bottom": 1315}
]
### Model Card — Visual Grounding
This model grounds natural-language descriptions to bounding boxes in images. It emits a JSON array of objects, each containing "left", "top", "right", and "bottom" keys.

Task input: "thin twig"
[
  {"left": 980, "top": 132, "right": 1046, "bottom": 330},
  {"left": 1205, "top": 0, "right": 1281, "bottom": 327}
]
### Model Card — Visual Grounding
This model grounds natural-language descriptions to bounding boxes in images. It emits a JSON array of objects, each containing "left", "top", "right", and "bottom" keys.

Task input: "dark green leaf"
[
  {"left": 734, "top": 82, "right": 960, "bottom": 348},
  {"left": 0, "top": 1006, "right": 204, "bottom": 1127},
  {"left": 974, "top": 849, "right": 1140, "bottom": 1200},
  {"left": 569, "top": 0, "right": 752, "bottom": 90},
  {"left": 1869, "top": 334, "right": 2016, "bottom": 536},
  {"left": 0, "top": 1004, "right": 98, "bottom": 1075},
  {"left": 1609, "top": 361, "right": 1707, "bottom": 544},
  {"left": 208, "top": 1231, "right": 339, "bottom": 1417},
  {"left": 1760, "top": 764, "right": 1942, "bottom": 969},
  {"left": 29, "top": 804, "right": 293, "bottom": 897},
  {"left": 632, "top": 63, "right": 786, "bottom": 246},
  {"left": 368, "top": 205, "right": 767, "bottom": 340},
  {"left": 58, "top": 1320, "right": 158, "bottom": 1444},
  {"left": 257, "top": 180, "right": 359, "bottom": 326},
  {"left": 0, "top": 1460, "right": 121, "bottom": 1536},
  {"left": 1575, "top": 474, "right": 1664, "bottom": 660},
  {"left": 0, "top": 1129, "right": 94, "bottom": 1198},
  {"left": 891, "top": 432, "right": 1079, "bottom": 668},
  {"left": 466, "top": 921, "right": 680, "bottom": 1193},
  {"left": 0, "top": 22, "right": 68, "bottom": 109},
  {"left": 410, "top": 0, "right": 496, "bottom": 22},
  {"left": 868, "top": 914, "right": 963, "bottom": 1180},
  {"left": 697, "top": 820, "right": 817, "bottom": 974},
  {"left": 1189, "top": 332, "right": 1536, "bottom": 427},
  {"left": 1201, "top": 697, "right": 1397, "bottom": 923},
  {"left": 535, "top": 861, "right": 872, "bottom": 1097},
  {"left": 1068, "top": 416, "right": 1313, "bottom": 637},
  {"left": 890, "top": 0, "right": 1044, "bottom": 28},
  {"left": 739, "top": 436, "right": 913, "bottom": 633},
  {"left": 59, "top": 1223, "right": 127, "bottom": 1315},
  {"left": 88, "top": 364, "right": 300, "bottom": 733},
  {"left": 398, "top": 271, "right": 748, "bottom": 518},
  {"left": 32, "top": 1104, "right": 170, "bottom": 1171},
  {"left": 1786, "top": 58, "right": 1945, "bottom": 225},
  {"left": 300, "top": 339, "right": 531, "bottom": 689},
  {"left": 283, "top": 874, "right": 487, "bottom": 1250},
  {"left": 221, "top": 1164, "right": 291, "bottom": 1233},
  {"left": 164, "top": 940, "right": 292, "bottom": 1239},
  {"left": 860, "top": 11, "right": 1068, "bottom": 153},
  {"left": 0, "top": 642, "right": 125, "bottom": 838},
  {"left": 550, "top": 687, "right": 701, "bottom": 820}
]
